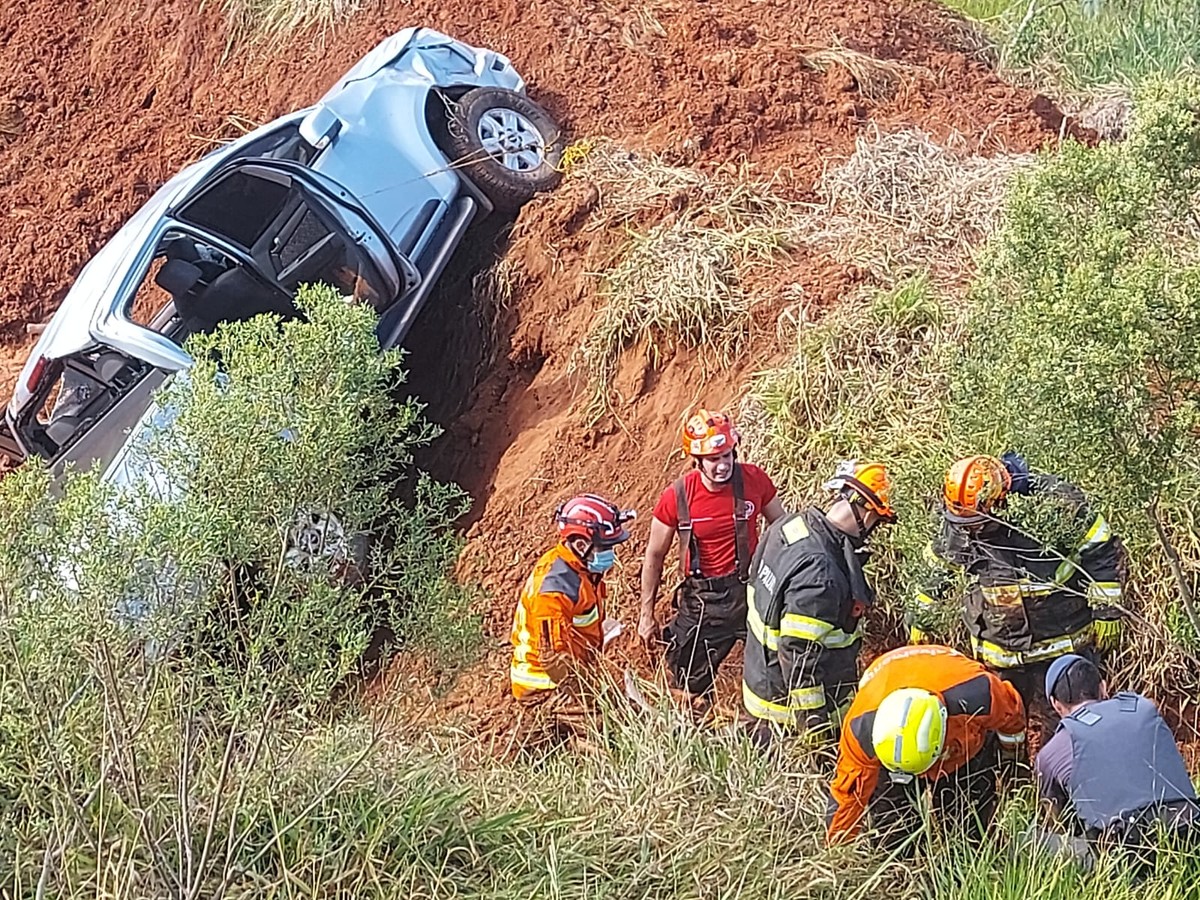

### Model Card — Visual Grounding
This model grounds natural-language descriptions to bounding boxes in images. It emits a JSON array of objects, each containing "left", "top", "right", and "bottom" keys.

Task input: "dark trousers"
[
  {"left": 1095, "top": 801, "right": 1200, "bottom": 879},
  {"left": 663, "top": 575, "right": 746, "bottom": 696},
  {"left": 868, "top": 739, "right": 1001, "bottom": 855}
]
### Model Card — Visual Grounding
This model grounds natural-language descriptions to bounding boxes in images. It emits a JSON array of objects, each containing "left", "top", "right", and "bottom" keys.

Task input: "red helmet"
[
  {"left": 555, "top": 494, "right": 636, "bottom": 546},
  {"left": 682, "top": 408, "right": 740, "bottom": 457}
]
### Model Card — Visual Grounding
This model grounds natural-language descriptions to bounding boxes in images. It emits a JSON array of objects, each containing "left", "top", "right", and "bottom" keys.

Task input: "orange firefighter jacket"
[
  {"left": 826, "top": 645, "right": 1026, "bottom": 842},
  {"left": 510, "top": 543, "right": 607, "bottom": 699}
]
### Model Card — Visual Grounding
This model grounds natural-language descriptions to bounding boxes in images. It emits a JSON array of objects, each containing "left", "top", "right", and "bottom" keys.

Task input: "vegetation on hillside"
[
  {"left": 746, "top": 78, "right": 1200, "bottom": 688},
  {"left": 218, "top": 0, "right": 361, "bottom": 38},
  {"left": 0, "top": 286, "right": 478, "bottom": 893},
  {"left": 942, "top": 0, "right": 1200, "bottom": 92},
  {"left": 5, "top": 4, "right": 1200, "bottom": 895}
]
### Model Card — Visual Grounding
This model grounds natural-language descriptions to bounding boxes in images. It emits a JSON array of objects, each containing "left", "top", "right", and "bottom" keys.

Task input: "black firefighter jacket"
[
  {"left": 742, "top": 508, "right": 870, "bottom": 726},
  {"left": 914, "top": 474, "right": 1124, "bottom": 668}
]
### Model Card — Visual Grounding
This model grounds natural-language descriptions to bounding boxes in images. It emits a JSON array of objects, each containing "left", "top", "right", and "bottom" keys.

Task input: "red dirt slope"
[
  {"left": 2, "top": 0, "right": 1063, "bottom": 336},
  {"left": 0, "top": 0, "right": 1072, "bottom": 717}
]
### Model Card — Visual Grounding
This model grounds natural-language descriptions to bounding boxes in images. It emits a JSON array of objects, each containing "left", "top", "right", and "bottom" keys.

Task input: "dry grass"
[
  {"left": 214, "top": 0, "right": 362, "bottom": 39},
  {"left": 801, "top": 37, "right": 935, "bottom": 101},
  {"left": 188, "top": 113, "right": 262, "bottom": 151},
  {"left": 797, "top": 126, "right": 1035, "bottom": 285},
  {"left": 617, "top": 4, "right": 667, "bottom": 51},
  {"left": 509, "top": 140, "right": 798, "bottom": 422},
  {"left": 566, "top": 143, "right": 796, "bottom": 420},
  {"left": 1071, "top": 89, "right": 1135, "bottom": 141}
]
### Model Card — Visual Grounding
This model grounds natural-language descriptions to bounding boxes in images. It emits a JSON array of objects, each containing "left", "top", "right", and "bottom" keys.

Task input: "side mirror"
[{"left": 299, "top": 106, "right": 343, "bottom": 152}]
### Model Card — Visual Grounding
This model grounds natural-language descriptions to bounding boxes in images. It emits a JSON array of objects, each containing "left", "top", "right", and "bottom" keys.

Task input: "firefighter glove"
[
  {"left": 1000, "top": 450, "right": 1033, "bottom": 496},
  {"left": 1092, "top": 614, "right": 1122, "bottom": 653},
  {"left": 799, "top": 709, "right": 836, "bottom": 748},
  {"left": 540, "top": 621, "right": 574, "bottom": 684}
]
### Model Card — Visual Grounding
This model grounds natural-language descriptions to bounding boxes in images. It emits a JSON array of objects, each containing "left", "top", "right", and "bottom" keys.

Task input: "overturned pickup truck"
[{"left": 1, "top": 27, "right": 561, "bottom": 479}]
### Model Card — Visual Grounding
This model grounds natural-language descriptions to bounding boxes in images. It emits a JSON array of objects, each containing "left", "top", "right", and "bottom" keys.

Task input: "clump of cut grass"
[
  {"left": 578, "top": 218, "right": 787, "bottom": 422},
  {"left": 799, "top": 126, "right": 1034, "bottom": 286},
  {"left": 617, "top": 4, "right": 667, "bottom": 51},
  {"left": 188, "top": 112, "right": 262, "bottom": 151},
  {"left": 216, "top": 0, "right": 361, "bottom": 38},
  {"left": 801, "top": 36, "right": 935, "bottom": 101},
  {"left": 0, "top": 102, "right": 24, "bottom": 139}
]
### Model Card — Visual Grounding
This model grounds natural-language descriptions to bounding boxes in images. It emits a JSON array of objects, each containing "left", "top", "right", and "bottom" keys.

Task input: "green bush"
[
  {"left": 743, "top": 279, "right": 963, "bottom": 634},
  {"left": 0, "top": 285, "right": 481, "bottom": 892}
]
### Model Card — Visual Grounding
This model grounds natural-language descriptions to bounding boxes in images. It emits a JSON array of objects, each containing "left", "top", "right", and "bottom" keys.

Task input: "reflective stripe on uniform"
[
  {"left": 747, "top": 601, "right": 780, "bottom": 651},
  {"left": 743, "top": 681, "right": 794, "bottom": 724},
  {"left": 511, "top": 661, "right": 555, "bottom": 690},
  {"left": 789, "top": 684, "right": 827, "bottom": 711},
  {"left": 970, "top": 624, "right": 1095, "bottom": 668},
  {"left": 573, "top": 606, "right": 600, "bottom": 628},
  {"left": 778, "top": 613, "right": 861, "bottom": 649},
  {"left": 1086, "top": 582, "right": 1122, "bottom": 604},
  {"left": 822, "top": 626, "right": 861, "bottom": 649},
  {"left": 997, "top": 730, "right": 1026, "bottom": 746},
  {"left": 923, "top": 541, "right": 953, "bottom": 568},
  {"left": 1079, "top": 515, "right": 1112, "bottom": 551},
  {"left": 915, "top": 591, "right": 937, "bottom": 606},
  {"left": 780, "top": 613, "right": 832, "bottom": 642},
  {"left": 1056, "top": 515, "right": 1115, "bottom": 583},
  {"left": 1023, "top": 582, "right": 1056, "bottom": 594}
]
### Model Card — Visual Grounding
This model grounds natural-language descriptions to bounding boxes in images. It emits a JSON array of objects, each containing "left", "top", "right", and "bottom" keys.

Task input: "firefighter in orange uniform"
[
  {"left": 826, "top": 645, "right": 1026, "bottom": 850},
  {"left": 510, "top": 493, "right": 636, "bottom": 700}
]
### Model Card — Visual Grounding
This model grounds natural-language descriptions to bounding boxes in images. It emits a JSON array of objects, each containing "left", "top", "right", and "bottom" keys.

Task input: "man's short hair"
[{"left": 1048, "top": 656, "right": 1102, "bottom": 705}]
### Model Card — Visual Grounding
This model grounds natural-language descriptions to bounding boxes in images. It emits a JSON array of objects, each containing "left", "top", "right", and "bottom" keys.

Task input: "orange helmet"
[
  {"left": 943, "top": 456, "right": 1011, "bottom": 521},
  {"left": 682, "top": 408, "right": 740, "bottom": 457},
  {"left": 555, "top": 493, "right": 636, "bottom": 546},
  {"left": 825, "top": 460, "right": 897, "bottom": 522}
]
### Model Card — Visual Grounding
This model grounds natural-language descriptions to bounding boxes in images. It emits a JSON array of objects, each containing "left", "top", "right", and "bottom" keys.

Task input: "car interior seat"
[
  {"left": 45, "top": 415, "right": 90, "bottom": 451},
  {"left": 198, "top": 265, "right": 298, "bottom": 328},
  {"left": 155, "top": 258, "right": 204, "bottom": 321}
]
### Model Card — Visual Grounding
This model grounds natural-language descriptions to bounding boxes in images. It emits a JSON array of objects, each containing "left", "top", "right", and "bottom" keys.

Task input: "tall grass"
[{"left": 941, "top": 0, "right": 1200, "bottom": 91}]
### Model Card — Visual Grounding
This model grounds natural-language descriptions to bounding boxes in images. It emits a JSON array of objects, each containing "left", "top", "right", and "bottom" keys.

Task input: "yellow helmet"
[{"left": 871, "top": 688, "right": 948, "bottom": 775}]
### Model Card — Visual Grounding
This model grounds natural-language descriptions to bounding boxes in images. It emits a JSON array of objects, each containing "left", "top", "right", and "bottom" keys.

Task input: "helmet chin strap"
[{"left": 848, "top": 501, "right": 877, "bottom": 547}]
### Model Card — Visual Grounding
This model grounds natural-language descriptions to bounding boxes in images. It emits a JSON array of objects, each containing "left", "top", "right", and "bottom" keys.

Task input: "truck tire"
[{"left": 444, "top": 87, "right": 563, "bottom": 213}]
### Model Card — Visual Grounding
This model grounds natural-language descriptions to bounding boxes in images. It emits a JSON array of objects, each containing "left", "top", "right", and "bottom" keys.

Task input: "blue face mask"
[{"left": 588, "top": 548, "right": 616, "bottom": 573}]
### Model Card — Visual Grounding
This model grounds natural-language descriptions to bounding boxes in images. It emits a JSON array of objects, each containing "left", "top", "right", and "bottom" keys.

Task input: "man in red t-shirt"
[{"left": 638, "top": 408, "right": 785, "bottom": 700}]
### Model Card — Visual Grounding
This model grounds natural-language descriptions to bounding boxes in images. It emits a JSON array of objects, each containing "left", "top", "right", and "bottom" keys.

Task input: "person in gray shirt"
[{"left": 1035, "top": 654, "right": 1198, "bottom": 871}]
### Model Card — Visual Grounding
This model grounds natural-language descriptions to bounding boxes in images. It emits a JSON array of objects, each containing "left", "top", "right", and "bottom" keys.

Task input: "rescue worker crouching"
[
  {"left": 911, "top": 453, "right": 1126, "bottom": 748},
  {"left": 1034, "top": 654, "right": 1199, "bottom": 874},
  {"left": 637, "top": 409, "right": 785, "bottom": 702},
  {"left": 742, "top": 460, "right": 897, "bottom": 747},
  {"left": 510, "top": 493, "right": 635, "bottom": 701},
  {"left": 826, "top": 645, "right": 1027, "bottom": 852}
]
